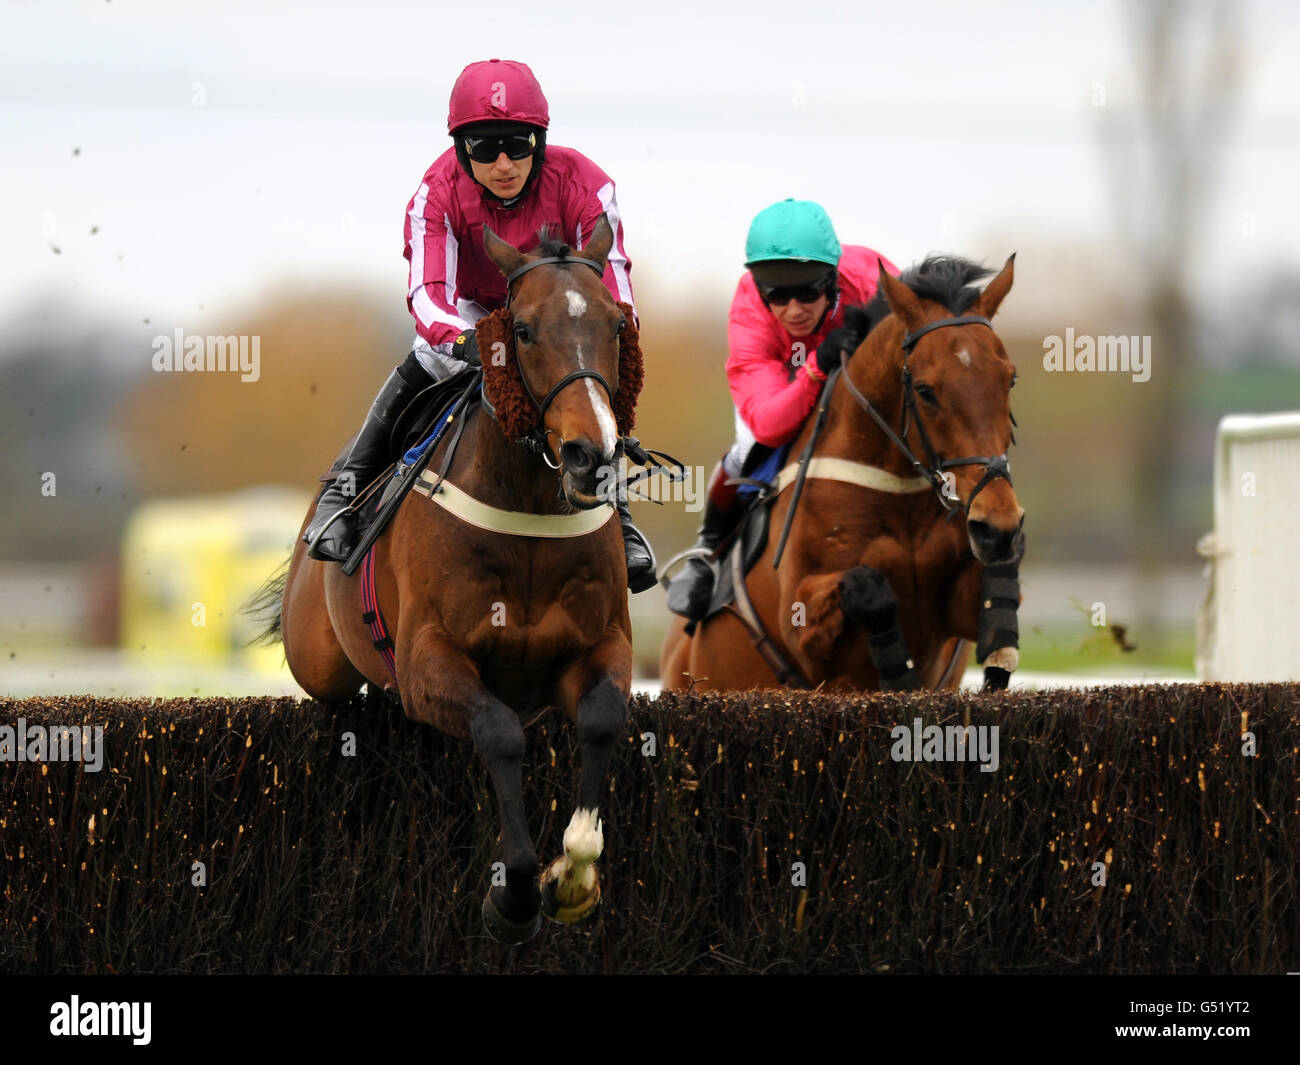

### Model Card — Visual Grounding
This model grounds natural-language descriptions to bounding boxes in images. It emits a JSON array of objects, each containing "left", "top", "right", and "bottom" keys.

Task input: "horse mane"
[
  {"left": 475, "top": 300, "right": 643, "bottom": 443},
  {"left": 855, "top": 255, "right": 996, "bottom": 333}
]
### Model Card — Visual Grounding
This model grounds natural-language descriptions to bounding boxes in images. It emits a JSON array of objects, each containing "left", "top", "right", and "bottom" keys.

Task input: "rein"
[
  {"left": 727, "top": 312, "right": 1018, "bottom": 693},
  {"left": 838, "top": 314, "right": 1014, "bottom": 519},
  {"left": 769, "top": 313, "right": 1015, "bottom": 567},
  {"left": 490, "top": 250, "right": 687, "bottom": 493}
]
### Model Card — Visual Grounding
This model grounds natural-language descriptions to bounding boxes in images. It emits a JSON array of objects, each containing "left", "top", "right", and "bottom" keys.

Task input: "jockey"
[
  {"left": 666, "top": 199, "right": 899, "bottom": 620},
  {"left": 304, "top": 58, "right": 657, "bottom": 592}
]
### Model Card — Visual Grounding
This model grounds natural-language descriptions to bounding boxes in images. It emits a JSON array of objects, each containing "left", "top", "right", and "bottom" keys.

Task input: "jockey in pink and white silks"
[
  {"left": 666, "top": 199, "right": 899, "bottom": 620},
  {"left": 304, "top": 58, "right": 655, "bottom": 591}
]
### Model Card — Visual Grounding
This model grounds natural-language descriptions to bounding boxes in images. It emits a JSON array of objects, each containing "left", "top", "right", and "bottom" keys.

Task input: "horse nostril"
[{"left": 560, "top": 440, "right": 597, "bottom": 476}]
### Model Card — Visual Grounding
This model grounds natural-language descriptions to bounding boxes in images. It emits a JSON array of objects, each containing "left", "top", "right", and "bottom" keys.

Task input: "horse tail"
[{"left": 243, "top": 557, "right": 290, "bottom": 646}]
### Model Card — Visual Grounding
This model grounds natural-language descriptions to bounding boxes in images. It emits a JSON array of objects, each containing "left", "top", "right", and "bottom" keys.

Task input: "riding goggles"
[
  {"left": 463, "top": 132, "right": 537, "bottom": 164},
  {"left": 758, "top": 272, "right": 836, "bottom": 307}
]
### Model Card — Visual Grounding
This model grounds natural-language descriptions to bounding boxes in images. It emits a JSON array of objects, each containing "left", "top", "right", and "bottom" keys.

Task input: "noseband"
[
  {"left": 837, "top": 314, "right": 1015, "bottom": 517},
  {"left": 501, "top": 250, "right": 618, "bottom": 461}
]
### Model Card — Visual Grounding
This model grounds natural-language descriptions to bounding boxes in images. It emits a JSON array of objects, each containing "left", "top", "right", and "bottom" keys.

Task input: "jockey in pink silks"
[
  {"left": 665, "top": 198, "right": 899, "bottom": 619},
  {"left": 304, "top": 58, "right": 655, "bottom": 591}
]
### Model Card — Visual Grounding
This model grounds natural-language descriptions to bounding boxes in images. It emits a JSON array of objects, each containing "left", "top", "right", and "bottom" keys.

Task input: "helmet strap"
[{"left": 813, "top": 278, "right": 840, "bottom": 335}]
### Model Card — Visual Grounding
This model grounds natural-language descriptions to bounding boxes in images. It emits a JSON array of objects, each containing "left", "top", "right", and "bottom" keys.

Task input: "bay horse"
[
  {"left": 660, "top": 255, "right": 1024, "bottom": 693},
  {"left": 257, "top": 217, "right": 643, "bottom": 944}
]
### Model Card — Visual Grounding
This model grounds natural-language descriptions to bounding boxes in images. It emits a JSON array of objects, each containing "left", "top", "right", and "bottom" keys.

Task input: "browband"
[
  {"left": 506, "top": 255, "right": 604, "bottom": 287},
  {"left": 901, "top": 314, "right": 992, "bottom": 351}
]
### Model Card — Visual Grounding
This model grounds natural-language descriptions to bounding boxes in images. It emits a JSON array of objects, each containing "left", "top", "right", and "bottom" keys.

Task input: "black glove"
[
  {"left": 814, "top": 306, "right": 874, "bottom": 376},
  {"left": 815, "top": 327, "right": 858, "bottom": 376},
  {"left": 453, "top": 329, "right": 481, "bottom": 367}
]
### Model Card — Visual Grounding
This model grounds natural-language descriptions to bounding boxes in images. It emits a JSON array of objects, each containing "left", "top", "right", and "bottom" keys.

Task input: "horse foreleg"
[
  {"left": 401, "top": 638, "right": 541, "bottom": 945},
  {"left": 977, "top": 556, "right": 1022, "bottom": 690},
  {"left": 838, "top": 567, "right": 920, "bottom": 690},
  {"left": 541, "top": 648, "right": 630, "bottom": 924},
  {"left": 945, "top": 536, "right": 1025, "bottom": 692},
  {"left": 788, "top": 567, "right": 919, "bottom": 690}
]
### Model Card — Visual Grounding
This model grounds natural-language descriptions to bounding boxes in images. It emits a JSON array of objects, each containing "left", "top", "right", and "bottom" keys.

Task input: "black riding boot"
[
  {"left": 666, "top": 461, "right": 743, "bottom": 621},
  {"left": 617, "top": 497, "right": 657, "bottom": 593},
  {"left": 304, "top": 356, "right": 429, "bottom": 562}
]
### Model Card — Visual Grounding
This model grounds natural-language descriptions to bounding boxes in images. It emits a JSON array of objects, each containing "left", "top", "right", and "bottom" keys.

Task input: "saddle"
[{"left": 317, "top": 367, "right": 481, "bottom": 540}]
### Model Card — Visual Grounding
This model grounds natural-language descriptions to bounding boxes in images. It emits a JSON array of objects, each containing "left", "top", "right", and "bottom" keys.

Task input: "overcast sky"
[{"left": 2, "top": 0, "right": 1298, "bottom": 345}]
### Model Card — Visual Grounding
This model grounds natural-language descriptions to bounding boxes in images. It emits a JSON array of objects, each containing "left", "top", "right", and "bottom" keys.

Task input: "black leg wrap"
[
  {"left": 976, "top": 563, "right": 1021, "bottom": 663},
  {"left": 977, "top": 559, "right": 1021, "bottom": 691},
  {"left": 839, "top": 567, "right": 919, "bottom": 691},
  {"left": 867, "top": 629, "right": 919, "bottom": 690}
]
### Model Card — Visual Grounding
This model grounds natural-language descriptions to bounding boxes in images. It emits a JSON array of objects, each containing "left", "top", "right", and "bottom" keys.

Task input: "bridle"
[
  {"left": 496, "top": 249, "right": 620, "bottom": 464},
  {"left": 837, "top": 314, "right": 1016, "bottom": 518}
]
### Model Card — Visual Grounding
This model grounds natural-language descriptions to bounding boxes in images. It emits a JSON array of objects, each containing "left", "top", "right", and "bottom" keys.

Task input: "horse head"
[
  {"left": 856, "top": 255, "right": 1024, "bottom": 565},
  {"left": 477, "top": 217, "right": 643, "bottom": 509}
]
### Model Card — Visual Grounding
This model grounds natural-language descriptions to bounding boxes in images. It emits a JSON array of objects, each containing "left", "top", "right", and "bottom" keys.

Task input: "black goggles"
[
  {"left": 462, "top": 132, "right": 537, "bottom": 164},
  {"left": 758, "top": 273, "right": 836, "bottom": 307}
]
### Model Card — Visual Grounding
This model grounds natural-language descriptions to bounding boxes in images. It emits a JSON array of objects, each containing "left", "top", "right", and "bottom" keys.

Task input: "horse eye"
[
  {"left": 616, "top": 317, "right": 627, "bottom": 334},
  {"left": 513, "top": 323, "right": 531, "bottom": 344},
  {"left": 1010, "top": 372, "right": 1017, "bottom": 389},
  {"left": 916, "top": 383, "right": 939, "bottom": 406}
]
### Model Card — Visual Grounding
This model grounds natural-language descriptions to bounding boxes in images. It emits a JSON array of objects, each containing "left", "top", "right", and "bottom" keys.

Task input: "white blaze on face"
[
  {"left": 563, "top": 289, "right": 614, "bottom": 460},
  {"left": 955, "top": 347, "right": 971, "bottom": 367},
  {"left": 587, "top": 379, "right": 618, "bottom": 458}
]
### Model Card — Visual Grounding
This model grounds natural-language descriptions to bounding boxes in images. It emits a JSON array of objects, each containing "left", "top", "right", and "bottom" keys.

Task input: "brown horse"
[
  {"left": 661, "top": 255, "right": 1024, "bottom": 693},
  {"left": 257, "top": 218, "right": 644, "bottom": 944}
]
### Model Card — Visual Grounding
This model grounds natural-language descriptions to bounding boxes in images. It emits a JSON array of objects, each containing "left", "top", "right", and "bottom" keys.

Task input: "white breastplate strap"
[
  {"left": 775, "top": 457, "right": 932, "bottom": 496},
  {"left": 412, "top": 470, "right": 615, "bottom": 538}
]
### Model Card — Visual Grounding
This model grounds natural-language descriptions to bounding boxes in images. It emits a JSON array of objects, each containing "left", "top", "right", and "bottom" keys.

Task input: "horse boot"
[
  {"left": 617, "top": 497, "right": 658, "bottom": 594},
  {"left": 304, "top": 354, "right": 430, "bottom": 562},
  {"left": 666, "top": 460, "right": 743, "bottom": 621}
]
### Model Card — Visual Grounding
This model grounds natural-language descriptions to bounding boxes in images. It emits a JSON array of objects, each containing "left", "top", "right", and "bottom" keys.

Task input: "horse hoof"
[
  {"left": 481, "top": 894, "right": 542, "bottom": 945},
  {"left": 539, "top": 861, "right": 602, "bottom": 925}
]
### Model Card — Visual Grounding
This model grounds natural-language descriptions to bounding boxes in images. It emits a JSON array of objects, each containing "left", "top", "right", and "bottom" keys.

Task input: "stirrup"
[
  {"left": 663, "top": 551, "right": 719, "bottom": 621},
  {"left": 657, "top": 547, "right": 715, "bottom": 589},
  {"left": 305, "top": 507, "right": 355, "bottom": 562}
]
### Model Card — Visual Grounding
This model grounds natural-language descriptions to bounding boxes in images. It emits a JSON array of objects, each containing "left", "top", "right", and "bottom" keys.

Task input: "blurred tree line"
[{"left": 2, "top": 264, "right": 1299, "bottom": 572}]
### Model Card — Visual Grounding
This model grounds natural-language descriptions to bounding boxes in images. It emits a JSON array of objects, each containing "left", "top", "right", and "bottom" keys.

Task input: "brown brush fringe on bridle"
[{"left": 475, "top": 301, "right": 643, "bottom": 444}]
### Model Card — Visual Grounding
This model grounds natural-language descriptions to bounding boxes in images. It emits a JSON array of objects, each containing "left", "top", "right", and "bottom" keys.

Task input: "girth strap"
[{"left": 360, "top": 546, "right": 398, "bottom": 684}]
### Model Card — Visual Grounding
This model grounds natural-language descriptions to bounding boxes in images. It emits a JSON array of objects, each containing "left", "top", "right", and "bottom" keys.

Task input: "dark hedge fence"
[{"left": 1, "top": 684, "right": 1296, "bottom": 974}]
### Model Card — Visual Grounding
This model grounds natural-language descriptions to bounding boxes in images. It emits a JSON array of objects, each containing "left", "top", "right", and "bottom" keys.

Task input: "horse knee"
[
  {"left": 470, "top": 704, "right": 525, "bottom": 766},
  {"left": 577, "top": 677, "right": 626, "bottom": 750},
  {"left": 839, "top": 566, "right": 899, "bottom": 634}
]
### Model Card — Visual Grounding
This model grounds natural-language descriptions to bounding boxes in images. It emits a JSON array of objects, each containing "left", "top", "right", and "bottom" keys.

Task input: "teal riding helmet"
[{"left": 745, "top": 199, "right": 841, "bottom": 286}]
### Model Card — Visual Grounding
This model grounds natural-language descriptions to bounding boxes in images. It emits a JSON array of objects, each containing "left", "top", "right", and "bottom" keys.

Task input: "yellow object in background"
[{"left": 120, "top": 487, "right": 310, "bottom": 676}]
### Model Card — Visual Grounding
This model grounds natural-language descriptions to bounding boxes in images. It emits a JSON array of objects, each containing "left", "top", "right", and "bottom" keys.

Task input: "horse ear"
[
  {"left": 974, "top": 254, "right": 1015, "bottom": 319},
  {"left": 877, "top": 259, "right": 925, "bottom": 332},
  {"left": 579, "top": 215, "right": 614, "bottom": 273},
  {"left": 484, "top": 225, "right": 527, "bottom": 279}
]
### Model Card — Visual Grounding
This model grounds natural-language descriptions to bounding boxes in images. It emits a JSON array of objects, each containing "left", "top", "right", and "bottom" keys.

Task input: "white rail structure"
[{"left": 1197, "top": 411, "right": 1300, "bottom": 682}]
